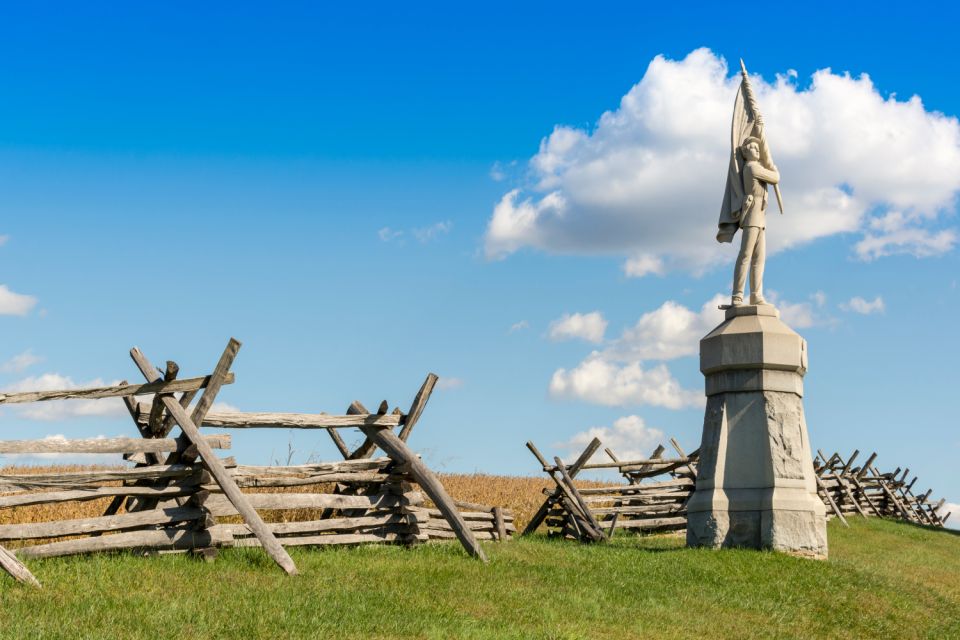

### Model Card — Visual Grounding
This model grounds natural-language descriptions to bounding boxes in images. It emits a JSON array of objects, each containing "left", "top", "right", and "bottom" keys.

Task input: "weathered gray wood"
[
  {"left": 16, "top": 527, "right": 224, "bottom": 559},
  {"left": 0, "top": 435, "right": 229, "bottom": 455},
  {"left": 0, "top": 506, "right": 203, "bottom": 540},
  {"left": 850, "top": 476, "right": 883, "bottom": 517},
  {"left": 541, "top": 457, "right": 692, "bottom": 473},
  {"left": 204, "top": 490, "right": 421, "bottom": 515},
  {"left": 200, "top": 411, "right": 404, "bottom": 429},
  {"left": 146, "top": 361, "right": 179, "bottom": 436},
  {"left": 555, "top": 456, "right": 606, "bottom": 542},
  {"left": 0, "top": 464, "right": 203, "bottom": 489},
  {"left": 840, "top": 450, "right": 859, "bottom": 476},
  {"left": 0, "top": 373, "right": 234, "bottom": 405},
  {"left": 453, "top": 500, "right": 512, "bottom": 515},
  {"left": 522, "top": 438, "right": 600, "bottom": 535},
  {"left": 421, "top": 529, "right": 499, "bottom": 542},
  {"left": 358, "top": 423, "right": 487, "bottom": 561},
  {"left": 606, "top": 516, "right": 687, "bottom": 530},
  {"left": 131, "top": 343, "right": 299, "bottom": 576},
  {"left": 624, "top": 444, "right": 667, "bottom": 483},
  {"left": 327, "top": 427, "right": 352, "bottom": 459},
  {"left": 215, "top": 512, "right": 425, "bottom": 537},
  {"left": 857, "top": 452, "right": 878, "bottom": 479},
  {"left": 347, "top": 401, "right": 381, "bottom": 460},
  {"left": 493, "top": 507, "right": 507, "bottom": 541},
  {"left": 0, "top": 482, "right": 200, "bottom": 509},
  {"left": 232, "top": 458, "right": 390, "bottom": 475},
  {"left": 577, "top": 478, "right": 694, "bottom": 495},
  {"left": 228, "top": 473, "right": 393, "bottom": 488},
  {"left": 606, "top": 512, "right": 620, "bottom": 537},
  {"left": 815, "top": 475, "right": 849, "bottom": 527},
  {"left": 425, "top": 509, "right": 513, "bottom": 522},
  {"left": 832, "top": 474, "right": 867, "bottom": 518},
  {"left": 398, "top": 373, "right": 438, "bottom": 442},
  {"left": 0, "top": 544, "right": 40, "bottom": 587},
  {"left": 230, "top": 530, "right": 407, "bottom": 548},
  {"left": 668, "top": 438, "right": 698, "bottom": 480}
]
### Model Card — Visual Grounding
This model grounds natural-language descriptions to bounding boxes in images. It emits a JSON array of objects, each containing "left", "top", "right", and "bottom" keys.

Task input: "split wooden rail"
[
  {"left": 814, "top": 449, "right": 951, "bottom": 528},
  {"left": 0, "top": 338, "right": 511, "bottom": 588},
  {"left": 525, "top": 440, "right": 952, "bottom": 543},
  {"left": 523, "top": 437, "right": 698, "bottom": 542}
]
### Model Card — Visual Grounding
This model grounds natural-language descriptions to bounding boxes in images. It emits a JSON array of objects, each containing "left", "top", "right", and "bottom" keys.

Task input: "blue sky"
[{"left": 0, "top": 3, "right": 958, "bottom": 524}]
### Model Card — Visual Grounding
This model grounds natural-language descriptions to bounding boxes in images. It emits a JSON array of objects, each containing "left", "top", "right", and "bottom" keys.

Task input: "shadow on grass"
[{"left": 897, "top": 519, "right": 960, "bottom": 537}]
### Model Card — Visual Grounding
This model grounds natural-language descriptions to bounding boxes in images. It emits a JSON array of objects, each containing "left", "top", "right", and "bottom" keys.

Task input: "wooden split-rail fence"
[
  {"left": 0, "top": 338, "right": 513, "bottom": 588},
  {"left": 814, "top": 449, "right": 951, "bottom": 528},
  {"left": 524, "top": 438, "right": 951, "bottom": 543},
  {"left": 523, "top": 437, "right": 698, "bottom": 542}
]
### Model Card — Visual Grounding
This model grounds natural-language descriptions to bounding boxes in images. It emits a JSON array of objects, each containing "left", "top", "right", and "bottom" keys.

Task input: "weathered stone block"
[{"left": 687, "top": 305, "right": 827, "bottom": 559}]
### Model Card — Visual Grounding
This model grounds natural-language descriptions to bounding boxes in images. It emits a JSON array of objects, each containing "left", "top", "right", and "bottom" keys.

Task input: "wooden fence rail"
[
  {"left": 0, "top": 340, "right": 510, "bottom": 588},
  {"left": 524, "top": 438, "right": 950, "bottom": 542}
]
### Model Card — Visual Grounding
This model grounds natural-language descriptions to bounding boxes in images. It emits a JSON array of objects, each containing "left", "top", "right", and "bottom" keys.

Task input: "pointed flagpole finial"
[{"left": 739, "top": 58, "right": 748, "bottom": 75}]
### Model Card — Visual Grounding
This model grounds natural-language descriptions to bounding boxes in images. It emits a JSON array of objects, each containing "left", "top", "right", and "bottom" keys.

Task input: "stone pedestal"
[{"left": 686, "top": 305, "right": 827, "bottom": 559}]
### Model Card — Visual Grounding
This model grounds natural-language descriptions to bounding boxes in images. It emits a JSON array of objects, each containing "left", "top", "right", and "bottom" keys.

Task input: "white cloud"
[
  {"left": 509, "top": 320, "right": 530, "bottom": 333},
  {"left": 547, "top": 312, "right": 607, "bottom": 344},
  {"left": 0, "top": 235, "right": 8, "bottom": 246},
  {"left": 606, "top": 295, "right": 725, "bottom": 361},
  {"left": 378, "top": 227, "right": 403, "bottom": 242},
  {"left": 0, "top": 350, "right": 42, "bottom": 373},
  {"left": 549, "top": 354, "right": 702, "bottom": 409},
  {"left": 555, "top": 415, "right": 665, "bottom": 462},
  {"left": 380, "top": 221, "right": 453, "bottom": 244},
  {"left": 413, "top": 221, "right": 453, "bottom": 243},
  {"left": 842, "top": 295, "right": 885, "bottom": 315},
  {"left": 1, "top": 373, "right": 127, "bottom": 421},
  {"left": 0, "top": 285, "right": 38, "bottom": 316},
  {"left": 623, "top": 254, "right": 665, "bottom": 277},
  {"left": 210, "top": 401, "right": 241, "bottom": 413},
  {"left": 490, "top": 160, "right": 518, "bottom": 182},
  {"left": 436, "top": 377, "right": 464, "bottom": 391},
  {"left": 484, "top": 49, "right": 960, "bottom": 273},
  {"left": 942, "top": 502, "right": 959, "bottom": 530}
]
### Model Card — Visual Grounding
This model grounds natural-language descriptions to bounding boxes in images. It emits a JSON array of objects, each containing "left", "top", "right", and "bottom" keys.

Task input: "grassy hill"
[{"left": 1, "top": 517, "right": 957, "bottom": 639}]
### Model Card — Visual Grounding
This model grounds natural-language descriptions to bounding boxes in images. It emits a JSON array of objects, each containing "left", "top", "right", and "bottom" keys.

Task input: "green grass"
[{"left": 1, "top": 518, "right": 958, "bottom": 639}]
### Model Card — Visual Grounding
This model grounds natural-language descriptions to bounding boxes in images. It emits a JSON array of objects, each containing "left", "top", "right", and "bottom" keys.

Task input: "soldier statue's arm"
[{"left": 749, "top": 163, "right": 780, "bottom": 185}]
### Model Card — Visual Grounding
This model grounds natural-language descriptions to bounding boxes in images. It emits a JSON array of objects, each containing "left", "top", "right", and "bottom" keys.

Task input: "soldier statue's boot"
[
  {"left": 731, "top": 295, "right": 744, "bottom": 307},
  {"left": 750, "top": 292, "right": 767, "bottom": 305}
]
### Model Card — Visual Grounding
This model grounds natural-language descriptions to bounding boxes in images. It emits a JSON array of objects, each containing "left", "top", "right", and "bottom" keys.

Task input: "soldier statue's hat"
[{"left": 740, "top": 136, "right": 761, "bottom": 151}]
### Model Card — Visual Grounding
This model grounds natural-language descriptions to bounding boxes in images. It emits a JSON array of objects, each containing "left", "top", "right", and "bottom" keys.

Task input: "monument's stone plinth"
[{"left": 686, "top": 304, "right": 827, "bottom": 559}]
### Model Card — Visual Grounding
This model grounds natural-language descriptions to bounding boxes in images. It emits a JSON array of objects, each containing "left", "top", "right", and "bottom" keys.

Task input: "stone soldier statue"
[{"left": 717, "top": 60, "right": 784, "bottom": 307}]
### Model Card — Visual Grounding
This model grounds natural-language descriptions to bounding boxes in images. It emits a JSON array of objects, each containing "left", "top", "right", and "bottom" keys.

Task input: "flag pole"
[{"left": 739, "top": 59, "right": 784, "bottom": 214}]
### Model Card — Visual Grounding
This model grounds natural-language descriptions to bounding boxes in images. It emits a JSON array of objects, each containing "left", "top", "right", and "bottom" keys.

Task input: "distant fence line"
[{"left": 524, "top": 438, "right": 950, "bottom": 543}]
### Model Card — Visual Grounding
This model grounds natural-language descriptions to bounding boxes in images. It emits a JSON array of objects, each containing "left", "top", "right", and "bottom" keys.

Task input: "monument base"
[{"left": 687, "top": 305, "right": 828, "bottom": 559}]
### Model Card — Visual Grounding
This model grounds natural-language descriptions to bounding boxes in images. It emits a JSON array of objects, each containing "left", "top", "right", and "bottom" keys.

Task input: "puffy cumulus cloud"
[
  {"left": 549, "top": 295, "right": 725, "bottom": 409},
  {"left": 765, "top": 290, "right": 834, "bottom": 328},
  {"left": 484, "top": 48, "right": 960, "bottom": 273},
  {"left": 1, "top": 373, "right": 127, "bottom": 421},
  {"left": 555, "top": 415, "right": 665, "bottom": 463},
  {"left": 0, "top": 285, "right": 38, "bottom": 316},
  {"left": 606, "top": 294, "right": 725, "bottom": 361},
  {"left": 0, "top": 350, "right": 42, "bottom": 373},
  {"left": 549, "top": 354, "right": 702, "bottom": 409},
  {"left": 547, "top": 311, "right": 608, "bottom": 344},
  {"left": 842, "top": 295, "right": 885, "bottom": 315}
]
